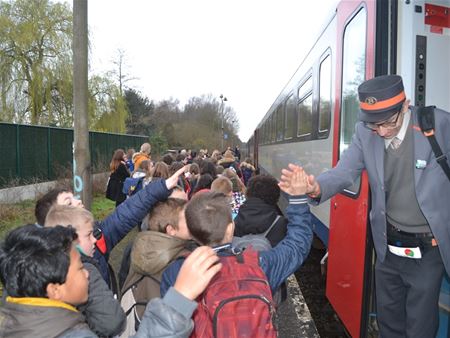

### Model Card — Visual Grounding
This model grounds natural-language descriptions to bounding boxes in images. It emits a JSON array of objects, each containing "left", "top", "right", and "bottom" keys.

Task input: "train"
[{"left": 246, "top": 0, "right": 450, "bottom": 337}]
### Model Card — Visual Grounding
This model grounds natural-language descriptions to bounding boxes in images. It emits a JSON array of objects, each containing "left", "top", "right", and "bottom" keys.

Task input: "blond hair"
[
  {"left": 45, "top": 205, "right": 94, "bottom": 230},
  {"left": 211, "top": 176, "right": 233, "bottom": 196}
]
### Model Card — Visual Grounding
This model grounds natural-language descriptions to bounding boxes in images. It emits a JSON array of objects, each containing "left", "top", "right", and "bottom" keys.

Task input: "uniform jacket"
[
  {"left": 0, "top": 288, "right": 196, "bottom": 338},
  {"left": 160, "top": 196, "right": 313, "bottom": 296},
  {"left": 312, "top": 107, "right": 450, "bottom": 272},
  {"left": 94, "top": 179, "right": 172, "bottom": 288},
  {"left": 234, "top": 197, "right": 288, "bottom": 247},
  {"left": 77, "top": 257, "right": 126, "bottom": 337}
]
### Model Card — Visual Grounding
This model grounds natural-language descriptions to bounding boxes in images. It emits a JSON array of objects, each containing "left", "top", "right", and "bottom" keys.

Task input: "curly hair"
[{"left": 246, "top": 175, "right": 280, "bottom": 206}]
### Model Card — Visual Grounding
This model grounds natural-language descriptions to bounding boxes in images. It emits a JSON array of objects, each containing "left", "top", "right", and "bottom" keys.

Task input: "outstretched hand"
[
  {"left": 165, "top": 165, "right": 188, "bottom": 190},
  {"left": 174, "top": 246, "right": 222, "bottom": 300},
  {"left": 279, "top": 164, "right": 321, "bottom": 197}
]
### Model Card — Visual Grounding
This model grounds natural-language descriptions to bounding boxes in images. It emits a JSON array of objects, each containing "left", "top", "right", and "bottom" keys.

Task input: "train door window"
[
  {"left": 319, "top": 54, "right": 331, "bottom": 137},
  {"left": 297, "top": 76, "right": 313, "bottom": 138},
  {"left": 276, "top": 105, "right": 284, "bottom": 141},
  {"left": 284, "top": 94, "right": 295, "bottom": 140},
  {"left": 340, "top": 7, "right": 367, "bottom": 194}
]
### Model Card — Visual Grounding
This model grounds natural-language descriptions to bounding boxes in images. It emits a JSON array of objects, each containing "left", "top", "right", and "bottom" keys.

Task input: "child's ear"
[
  {"left": 225, "top": 222, "right": 235, "bottom": 241},
  {"left": 166, "top": 224, "right": 177, "bottom": 236},
  {"left": 46, "top": 283, "right": 63, "bottom": 301}
]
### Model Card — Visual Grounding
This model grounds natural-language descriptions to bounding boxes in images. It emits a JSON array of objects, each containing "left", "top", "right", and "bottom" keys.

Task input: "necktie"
[{"left": 390, "top": 136, "right": 402, "bottom": 150}]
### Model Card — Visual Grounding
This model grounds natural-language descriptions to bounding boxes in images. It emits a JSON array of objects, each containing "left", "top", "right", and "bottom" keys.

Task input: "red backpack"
[{"left": 190, "top": 248, "right": 277, "bottom": 338}]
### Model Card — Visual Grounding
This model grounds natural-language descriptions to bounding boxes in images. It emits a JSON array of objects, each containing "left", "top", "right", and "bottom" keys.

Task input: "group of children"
[{"left": 0, "top": 161, "right": 314, "bottom": 337}]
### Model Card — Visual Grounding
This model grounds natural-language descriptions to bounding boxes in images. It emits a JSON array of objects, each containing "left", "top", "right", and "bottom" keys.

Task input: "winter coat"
[
  {"left": 78, "top": 256, "right": 126, "bottom": 337},
  {"left": 122, "top": 231, "right": 188, "bottom": 319},
  {"left": 0, "top": 297, "right": 95, "bottom": 338},
  {"left": 132, "top": 152, "right": 151, "bottom": 171},
  {"left": 239, "top": 161, "right": 256, "bottom": 186},
  {"left": 105, "top": 163, "right": 129, "bottom": 204},
  {"left": 94, "top": 179, "right": 172, "bottom": 290},
  {"left": 234, "top": 197, "right": 288, "bottom": 247},
  {"left": 0, "top": 288, "right": 196, "bottom": 338},
  {"left": 161, "top": 196, "right": 313, "bottom": 296}
]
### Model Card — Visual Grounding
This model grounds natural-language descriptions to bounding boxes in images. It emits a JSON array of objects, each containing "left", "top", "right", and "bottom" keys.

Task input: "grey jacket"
[
  {"left": 312, "top": 107, "right": 450, "bottom": 272},
  {"left": 0, "top": 287, "right": 196, "bottom": 338},
  {"left": 77, "top": 260, "right": 126, "bottom": 337}
]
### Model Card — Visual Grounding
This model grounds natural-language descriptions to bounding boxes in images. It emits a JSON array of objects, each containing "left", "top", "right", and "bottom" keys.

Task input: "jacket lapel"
[{"left": 373, "top": 133, "right": 385, "bottom": 184}]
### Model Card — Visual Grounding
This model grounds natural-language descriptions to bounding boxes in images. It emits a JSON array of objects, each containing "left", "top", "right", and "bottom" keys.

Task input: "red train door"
[{"left": 326, "top": 1, "right": 376, "bottom": 337}]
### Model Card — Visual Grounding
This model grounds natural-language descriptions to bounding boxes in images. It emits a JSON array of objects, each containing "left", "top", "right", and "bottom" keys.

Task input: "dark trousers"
[{"left": 375, "top": 246, "right": 444, "bottom": 338}]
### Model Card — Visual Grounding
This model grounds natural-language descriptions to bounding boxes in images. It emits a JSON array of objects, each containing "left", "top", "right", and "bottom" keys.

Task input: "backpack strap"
[
  {"left": 417, "top": 106, "right": 450, "bottom": 181},
  {"left": 262, "top": 215, "right": 281, "bottom": 237}
]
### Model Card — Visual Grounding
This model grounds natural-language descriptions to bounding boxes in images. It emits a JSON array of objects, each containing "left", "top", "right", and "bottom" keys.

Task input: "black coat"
[
  {"left": 234, "top": 197, "right": 287, "bottom": 247},
  {"left": 106, "top": 163, "right": 129, "bottom": 204}
]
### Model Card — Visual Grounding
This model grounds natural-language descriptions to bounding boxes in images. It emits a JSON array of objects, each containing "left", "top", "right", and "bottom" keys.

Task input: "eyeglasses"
[{"left": 364, "top": 111, "right": 401, "bottom": 131}]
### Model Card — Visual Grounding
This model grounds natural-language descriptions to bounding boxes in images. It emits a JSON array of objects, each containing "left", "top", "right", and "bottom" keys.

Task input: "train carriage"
[{"left": 249, "top": 0, "right": 450, "bottom": 336}]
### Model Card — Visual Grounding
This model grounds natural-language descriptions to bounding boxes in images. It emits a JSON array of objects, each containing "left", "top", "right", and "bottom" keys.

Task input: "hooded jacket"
[
  {"left": 0, "top": 289, "right": 197, "bottom": 338},
  {"left": 234, "top": 197, "right": 288, "bottom": 247},
  {"left": 122, "top": 231, "right": 188, "bottom": 320},
  {"left": 94, "top": 179, "right": 171, "bottom": 290},
  {"left": 0, "top": 297, "right": 95, "bottom": 338}
]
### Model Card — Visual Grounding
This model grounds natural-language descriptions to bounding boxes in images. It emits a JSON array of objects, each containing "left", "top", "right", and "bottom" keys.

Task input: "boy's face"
[
  {"left": 58, "top": 247, "right": 89, "bottom": 305},
  {"left": 57, "top": 192, "right": 83, "bottom": 208},
  {"left": 77, "top": 221, "right": 97, "bottom": 257}
]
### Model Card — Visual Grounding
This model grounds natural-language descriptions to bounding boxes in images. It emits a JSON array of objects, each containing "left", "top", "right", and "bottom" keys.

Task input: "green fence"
[{"left": 0, "top": 123, "right": 148, "bottom": 188}]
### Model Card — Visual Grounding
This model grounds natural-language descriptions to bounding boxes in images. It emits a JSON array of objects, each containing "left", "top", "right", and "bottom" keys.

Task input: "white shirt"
[{"left": 384, "top": 109, "right": 411, "bottom": 149}]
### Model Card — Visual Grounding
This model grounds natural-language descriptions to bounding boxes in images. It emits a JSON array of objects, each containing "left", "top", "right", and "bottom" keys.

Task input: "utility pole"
[
  {"left": 73, "top": 0, "right": 92, "bottom": 209},
  {"left": 220, "top": 94, "right": 227, "bottom": 151}
]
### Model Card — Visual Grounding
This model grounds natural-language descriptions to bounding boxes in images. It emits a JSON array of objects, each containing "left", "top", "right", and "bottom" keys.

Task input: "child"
[
  {"left": 45, "top": 205, "right": 125, "bottom": 337},
  {"left": 120, "top": 198, "right": 192, "bottom": 336},
  {"left": 234, "top": 174, "right": 288, "bottom": 247},
  {"left": 160, "top": 164, "right": 313, "bottom": 336},
  {"left": 0, "top": 225, "right": 222, "bottom": 338},
  {"left": 34, "top": 166, "right": 187, "bottom": 294}
]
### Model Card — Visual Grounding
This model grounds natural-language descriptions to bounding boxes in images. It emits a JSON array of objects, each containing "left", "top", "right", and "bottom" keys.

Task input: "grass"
[
  {"left": 0, "top": 194, "right": 116, "bottom": 241},
  {"left": 0, "top": 194, "right": 137, "bottom": 298}
]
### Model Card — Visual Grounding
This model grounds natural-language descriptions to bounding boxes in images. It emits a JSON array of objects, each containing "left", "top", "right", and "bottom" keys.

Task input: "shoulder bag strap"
[
  {"left": 417, "top": 106, "right": 450, "bottom": 181},
  {"left": 262, "top": 215, "right": 281, "bottom": 238}
]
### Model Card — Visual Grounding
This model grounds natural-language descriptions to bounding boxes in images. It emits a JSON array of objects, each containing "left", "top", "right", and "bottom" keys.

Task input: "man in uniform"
[{"left": 300, "top": 75, "right": 450, "bottom": 337}]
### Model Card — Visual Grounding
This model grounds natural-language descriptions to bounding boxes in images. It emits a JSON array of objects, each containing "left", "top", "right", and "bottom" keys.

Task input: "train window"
[
  {"left": 276, "top": 105, "right": 284, "bottom": 141},
  {"left": 284, "top": 94, "right": 296, "bottom": 139},
  {"left": 340, "top": 7, "right": 367, "bottom": 194},
  {"left": 298, "top": 76, "right": 312, "bottom": 100},
  {"left": 319, "top": 55, "right": 331, "bottom": 135},
  {"left": 297, "top": 94, "right": 313, "bottom": 137}
]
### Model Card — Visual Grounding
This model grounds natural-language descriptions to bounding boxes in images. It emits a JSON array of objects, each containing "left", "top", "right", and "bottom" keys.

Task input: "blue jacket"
[
  {"left": 160, "top": 195, "right": 313, "bottom": 296},
  {"left": 94, "top": 179, "right": 170, "bottom": 287}
]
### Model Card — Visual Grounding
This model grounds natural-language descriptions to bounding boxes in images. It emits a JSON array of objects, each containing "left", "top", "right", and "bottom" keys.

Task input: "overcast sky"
[{"left": 86, "top": 0, "right": 339, "bottom": 141}]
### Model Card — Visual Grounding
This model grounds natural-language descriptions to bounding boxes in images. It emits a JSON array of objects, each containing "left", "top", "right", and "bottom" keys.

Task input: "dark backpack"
[
  {"left": 190, "top": 248, "right": 277, "bottom": 338},
  {"left": 122, "top": 177, "right": 144, "bottom": 196},
  {"left": 232, "top": 215, "right": 281, "bottom": 252}
]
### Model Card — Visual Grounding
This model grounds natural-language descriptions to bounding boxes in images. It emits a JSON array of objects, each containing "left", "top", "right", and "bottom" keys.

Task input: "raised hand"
[
  {"left": 165, "top": 165, "right": 188, "bottom": 190},
  {"left": 279, "top": 164, "right": 308, "bottom": 196},
  {"left": 173, "top": 246, "right": 222, "bottom": 300},
  {"left": 279, "top": 164, "right": 321, "bottom": 197}
]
